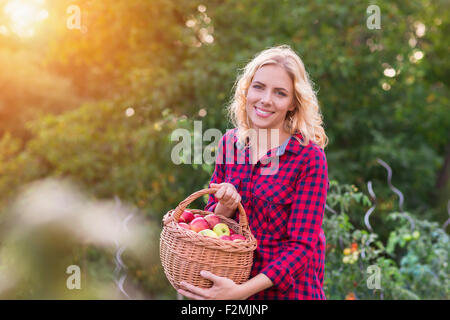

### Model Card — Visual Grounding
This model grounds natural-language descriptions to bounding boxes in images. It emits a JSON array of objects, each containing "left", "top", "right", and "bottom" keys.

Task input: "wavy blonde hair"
[{"left": 226, "top": 44, "right": 328, "bottom": 150}]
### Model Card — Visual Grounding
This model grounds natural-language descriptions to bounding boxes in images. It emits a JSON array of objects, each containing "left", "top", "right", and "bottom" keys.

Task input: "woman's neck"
[{"left": 249, "top": 127, "right": 291, "bottom": 156}]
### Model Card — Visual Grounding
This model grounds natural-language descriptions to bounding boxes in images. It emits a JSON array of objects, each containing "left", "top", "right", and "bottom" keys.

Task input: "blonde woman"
[{"left": 178, "top": 45, "right": 330, "bottom": 300}]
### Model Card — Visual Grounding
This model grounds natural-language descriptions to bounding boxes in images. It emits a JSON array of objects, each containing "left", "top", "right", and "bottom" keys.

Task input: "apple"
[
  {"left": 198, "top": 229, "right": 219, "bottom": 238},
  {"left": 190, "top": 217, "right": 210, "bottom": 233},
  {"left": 231, "top": 234, "right": 246, "bottom": 242},
  {"left": 194, "top": 214, "right": 203, "bottom": 218},
  {"left": 213, "top": 223, "right": 230, "bottom": 237},
  {"left": 229, "top": 228, "right": 235, "bottom": 236},
  {"left": 220, "top": 235, "right": 232, "bottom": 241},
  {"left": 204, "top": 214, "right": 221, "bottom": 229},
  {"left": 178, "top": 222, "right": 191, "bottom": 230},
  {"left": 402, "top": 234, "right": 412, "bottom": 242},
  {"left": 179, "top": 210, "right": 195, "bottom": 223}
]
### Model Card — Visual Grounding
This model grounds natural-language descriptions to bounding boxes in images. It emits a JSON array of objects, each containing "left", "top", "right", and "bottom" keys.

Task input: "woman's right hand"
[{"left": 210, "top": 182, "right": 241, "bottom": 212}]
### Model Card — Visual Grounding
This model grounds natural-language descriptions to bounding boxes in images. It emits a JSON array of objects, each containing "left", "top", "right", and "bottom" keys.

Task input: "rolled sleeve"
[{"left": 261, "top": 260, "right": 295, "bottom": 293}]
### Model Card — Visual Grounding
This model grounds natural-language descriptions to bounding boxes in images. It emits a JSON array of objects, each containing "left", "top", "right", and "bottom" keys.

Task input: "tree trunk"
[{"left": 435, "top": 143, "right": 450, "bottom": 191}]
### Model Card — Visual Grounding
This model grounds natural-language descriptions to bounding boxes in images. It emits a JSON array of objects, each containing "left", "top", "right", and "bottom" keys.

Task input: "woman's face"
[{"left": 245, "top": 64, "right": 295, "bottom": 133}]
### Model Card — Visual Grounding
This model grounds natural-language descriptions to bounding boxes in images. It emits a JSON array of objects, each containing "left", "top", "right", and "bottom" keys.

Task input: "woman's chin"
[{"left": 249, "top": 120, "right": 277, "bottom": 131}]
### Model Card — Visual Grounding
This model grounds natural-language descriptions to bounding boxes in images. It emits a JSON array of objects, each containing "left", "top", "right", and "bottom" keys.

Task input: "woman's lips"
[{"left": 254, "top": 106, "right": 274, "bottom": 118}]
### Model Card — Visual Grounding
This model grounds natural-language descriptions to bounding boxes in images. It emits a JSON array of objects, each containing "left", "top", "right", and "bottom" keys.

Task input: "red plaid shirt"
[{"left": 204, "top": 128, "right": 329, "bottom": 300}]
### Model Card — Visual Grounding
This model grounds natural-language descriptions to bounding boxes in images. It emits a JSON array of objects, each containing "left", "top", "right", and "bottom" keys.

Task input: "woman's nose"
[{"left": 260, "top": 90, "right": 273, "bottom": 105}]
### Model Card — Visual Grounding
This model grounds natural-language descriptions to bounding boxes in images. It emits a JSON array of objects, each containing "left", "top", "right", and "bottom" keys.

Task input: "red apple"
[
  {"left": 229, "top": 228, "right": 235, "bottom": 236},
  {"left": 179, "top": 210, "right": 195, "bottom": 223},
  {"left": 194, "top": 214, "right": 203, "bottom": 218},
  {"left": 204, "top": 214, "right": 221, "bottom": 229},
  {"left": 190, "top": 217, "right": 210, "bottom": 233},
  {"left": 220, "top": 235, "right": 232, "bottom": 241},
  {"left": 178, "top": 222, "right": 191, "bottom": 230},
  {"left": 231, "top": 234, "right": 246, "bottom": 242}
]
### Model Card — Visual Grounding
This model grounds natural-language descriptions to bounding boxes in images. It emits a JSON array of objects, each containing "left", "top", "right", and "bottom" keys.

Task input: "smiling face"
[{"left": 245, "top": 64, "right": 295, "bottom": 133}]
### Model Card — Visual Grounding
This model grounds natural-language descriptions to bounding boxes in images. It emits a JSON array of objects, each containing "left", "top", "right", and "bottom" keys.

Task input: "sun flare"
[{"left": 3, "top": 0, "right": 48, "bottom": 37}]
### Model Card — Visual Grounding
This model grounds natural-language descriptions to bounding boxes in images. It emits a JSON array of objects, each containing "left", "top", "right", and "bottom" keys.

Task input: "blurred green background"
[{"left": 0, "top": 0, "right": 448, "bottom": 299}]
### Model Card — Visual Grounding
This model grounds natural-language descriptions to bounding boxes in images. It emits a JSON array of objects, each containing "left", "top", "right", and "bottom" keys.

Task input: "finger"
[
  {"left": 215, "top": 186, "right": 225, "bottom": 199},
  {"left": 219, "top": 185, "right": 231, "bottom": 199},
  {"left": 180, "top": 281, "right": 210, "bottom": 299},
  {"left": 223, "top": 187, "right": 235, "bottom": 201},
  {"left": 233, "top": 194, "right": 241, "bottom": 207},
  {"left": 200, "top": 270, "right": 224, "bottom": 284},
  {"left": 224, "top": 190, "right": 239, "bottom": 207},
  {"left": 223, "top": 193, "right": 236, "bottom": 208},
  {"left": 224, "top": 183, "right": 237, "bottom": 192}
]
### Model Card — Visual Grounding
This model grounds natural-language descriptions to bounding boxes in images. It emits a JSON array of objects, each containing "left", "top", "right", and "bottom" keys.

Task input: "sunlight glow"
[
  {"left": 413, "top": 50, "right": 424, "bottom": 60},
  {"left": 414, "top": 21, "right": 426, "bottom": 38},
  {"left": 3, "top": 0, "right": 48, "bottom": 38},
  {"left": 410, "top": 50, "right": 424, "bottom": 64},
  {"left": 383, "top": 68, "right": 396, "bottom": 78},
  {"left": 125, "top": 107, "right": 135, "bottom": 117}
]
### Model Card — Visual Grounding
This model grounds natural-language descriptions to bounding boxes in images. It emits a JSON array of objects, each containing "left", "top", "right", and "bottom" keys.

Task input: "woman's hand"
[
  {"left": 210, "top": 182, "right": 241, "bottom": 212},
  {"left": 177, "top": 270, "right": 247, "bottom": 300}
]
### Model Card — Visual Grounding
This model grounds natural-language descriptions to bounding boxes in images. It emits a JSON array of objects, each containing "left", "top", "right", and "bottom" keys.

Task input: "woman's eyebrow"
[{"left": 252, "top": 80, "right": 288, "bottom": 92}]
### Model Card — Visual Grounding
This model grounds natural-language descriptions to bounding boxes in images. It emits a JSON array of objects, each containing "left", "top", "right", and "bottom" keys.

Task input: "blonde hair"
[{"left": 226, "top": 44, "right": 328, "bottom": 149}]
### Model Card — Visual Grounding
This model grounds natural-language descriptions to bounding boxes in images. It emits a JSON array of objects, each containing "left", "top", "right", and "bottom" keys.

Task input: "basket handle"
[{"left": 169, "top": 188, "right": 249, "bottom": 229}]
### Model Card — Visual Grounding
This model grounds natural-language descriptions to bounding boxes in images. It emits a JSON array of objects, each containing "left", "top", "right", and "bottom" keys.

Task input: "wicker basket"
[{"left": 160, "top": 187, "right": 257, "bottom": 290}]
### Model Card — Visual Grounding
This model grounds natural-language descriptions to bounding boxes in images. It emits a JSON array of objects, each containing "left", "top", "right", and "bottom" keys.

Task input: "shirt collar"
[
  {"left": 283, "top": 133, "right": 305, "bottom": 155},
  {"left": 275, "top": 135, "right": 292, "bottom": 156}
]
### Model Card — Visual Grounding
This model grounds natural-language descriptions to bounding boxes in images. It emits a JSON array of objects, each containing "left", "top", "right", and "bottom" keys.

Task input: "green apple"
[
  {"left": 402, "top": 233, "right": 412, "bottom": 242},
  {"left": 198, "top": 229, "right": 219, "bottom": 238},
  {"left": 213, "top": 223, "right": 230, "bottom": 237}
]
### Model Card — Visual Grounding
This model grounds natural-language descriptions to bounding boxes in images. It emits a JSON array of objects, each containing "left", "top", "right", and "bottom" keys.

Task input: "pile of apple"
[{"left": 177, "top": 209, "right": 246, "bottom": 242}]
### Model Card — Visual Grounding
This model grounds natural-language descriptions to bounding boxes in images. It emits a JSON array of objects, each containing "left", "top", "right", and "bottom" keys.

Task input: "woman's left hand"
[{"left": 177, "top": 270, "right": 246, "bottom": 300}]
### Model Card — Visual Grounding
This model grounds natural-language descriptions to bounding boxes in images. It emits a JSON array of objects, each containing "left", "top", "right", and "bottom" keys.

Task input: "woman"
[{"left": 178, "top": 44, "right": 329, "bottom": 300}]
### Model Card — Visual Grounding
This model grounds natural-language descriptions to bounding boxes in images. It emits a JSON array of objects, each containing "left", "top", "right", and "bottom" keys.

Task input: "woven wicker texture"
[{"left": 160, "top": 187, "right": 257, "bottom": 290}]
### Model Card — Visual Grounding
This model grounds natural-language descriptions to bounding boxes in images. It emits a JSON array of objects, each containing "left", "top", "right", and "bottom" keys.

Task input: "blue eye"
[{"left": 252, "top": 84, "right": 286, "bottom": 96}]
